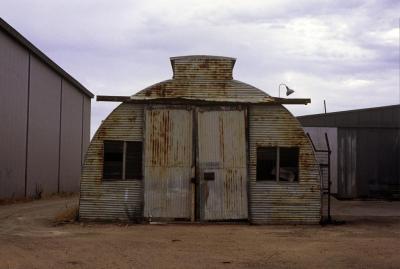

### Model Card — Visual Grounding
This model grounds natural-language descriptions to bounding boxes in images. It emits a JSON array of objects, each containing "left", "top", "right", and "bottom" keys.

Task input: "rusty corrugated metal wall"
[
  {"left": 248, "top": 105, "right": 321, "bottom": 224},
  {"left": 80, "top": 103, "right": 144, "bottom": 221},
  {"left": 134, "top": 56, "right": 273, "bottom": 104},
  {"left": 144, "top": 107, "right": 193, "bottom": 219},
  {"left": 80, "top": 55, "right": 321, "bottom": 223}
]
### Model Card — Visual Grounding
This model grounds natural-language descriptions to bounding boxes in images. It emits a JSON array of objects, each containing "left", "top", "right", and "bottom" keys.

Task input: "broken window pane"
[
  {"left": 125, "top": 141, "right": 143, "bottom": 179},
  {"left": 256, "top": 147, "right": 277, "bottom": 181},
  {"left": 279, "top": 147, "right": 299, "bottom": 182},
  {"left": 103, "top": 141, "right": 124, "bottom": 180}
]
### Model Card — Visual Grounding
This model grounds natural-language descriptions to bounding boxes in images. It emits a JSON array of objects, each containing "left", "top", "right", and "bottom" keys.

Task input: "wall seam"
[
  {"left": 24, "top": 53, "right": 31, "bottom": 197},
  {"left": 57, "top": 79, "right": 63, "bottom": 193},
  {"left": 80, "top": 95, "right": 84, "bottom": 166}
]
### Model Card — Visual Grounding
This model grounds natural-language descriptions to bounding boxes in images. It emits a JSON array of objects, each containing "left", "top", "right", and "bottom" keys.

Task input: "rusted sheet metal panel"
[
  {"left": 248, "top": 105, "right": 321, "bottom": 224},
  {"left": 133, "top": 80, "right": 273, "bottom": 104},
  {"left": 144, "top": 108, "right": 193, "bottom": 219},
  {"left": 26, "top": 56, "right": 61, "bottom": 196},
  {"left": 133, "top": 56, "right": 273, "bottom": 104},
  {"left": 0, "top": 30, "right": 29, "bottom": 199},
  {"left": 198, "top": 108, "right": 248, "bottom": 220},
  {"left": 79, "top": 103, "right": 144, "bottom": 221},
  {"left": 171, "top": 55, "right": 235, "bottom": 80},
  {"left": 338, "top": 128, "right": 357, "bottom": 198}
]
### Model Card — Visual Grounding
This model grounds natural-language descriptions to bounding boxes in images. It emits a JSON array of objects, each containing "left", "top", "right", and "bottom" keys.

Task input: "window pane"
[
  {"left": 279, "top": 147, "right": 299, "bottom": 182},
  {"left": 257, "top": 147, "right": 277, "bottom": 181},
  {"left": 103, "top": 141, "right": 123, "bottom": 179},
  {"left": 125, "top": 141, "right": 143, "bottom": 179}
]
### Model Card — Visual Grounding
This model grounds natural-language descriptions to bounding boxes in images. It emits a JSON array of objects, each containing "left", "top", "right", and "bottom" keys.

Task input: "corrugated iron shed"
[{"left": 80, "top": 55, "right": 321, "bottom": 224}]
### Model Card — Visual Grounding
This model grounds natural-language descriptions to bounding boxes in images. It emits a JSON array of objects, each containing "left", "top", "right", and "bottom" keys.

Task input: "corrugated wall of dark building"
[
  {"left": 298, "top": 105, "right": 400, "bottom": 199},
  {"left": 338, "top": 127, "right": 400, "bottom": 198},
  {"left": 0, "top": 19, "right": 93, "bottom": 199}
]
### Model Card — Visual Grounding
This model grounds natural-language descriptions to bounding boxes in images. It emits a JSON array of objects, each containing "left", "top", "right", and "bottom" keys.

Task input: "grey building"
[
  {"left": 80, "top": 55, "right": 321, "bottom": 224},
  {"left": 298, "top": 105, "right": 400, "bottom": 199},
  {"left": 0, "top": 18, "right": 94, "bottom": 199}
]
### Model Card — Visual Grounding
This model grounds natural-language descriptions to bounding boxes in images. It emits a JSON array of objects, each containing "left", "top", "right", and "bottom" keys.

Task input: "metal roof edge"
[
  {"left": 0, "top": 18, "right": 94, "bottom": 98},
  {"left": 97, "top": 95, "right": 311, "bottom": 105},
  {"left": 170, "top": 55, "right": 236, "bottom": 61},
  {"left": 297, "top": 104, "right": 400, "bottom": 119}
]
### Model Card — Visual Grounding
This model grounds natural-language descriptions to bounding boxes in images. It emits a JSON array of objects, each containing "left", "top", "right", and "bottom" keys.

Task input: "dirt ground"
[{"left": 0, "top": 196, "right": 399, "bottom": 269}]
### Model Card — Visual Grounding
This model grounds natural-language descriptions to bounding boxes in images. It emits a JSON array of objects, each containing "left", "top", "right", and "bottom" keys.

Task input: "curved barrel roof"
[
  {"left": 97, "top": 55, "right": 310, "bottom": 105},
  {"left": 132, "top": 55, "right": 273, "bottom": 103}
]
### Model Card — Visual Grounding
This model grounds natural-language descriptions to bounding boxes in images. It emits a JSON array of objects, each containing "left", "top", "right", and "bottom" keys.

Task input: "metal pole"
[
  {"left": 324, "top": 100, "right": 327, "bottom": 114},
  {"left": 278, "top": 83, "right": 285, "bottom": 97}
]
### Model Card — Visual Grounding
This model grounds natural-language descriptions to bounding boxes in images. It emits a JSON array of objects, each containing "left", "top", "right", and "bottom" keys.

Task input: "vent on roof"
[{"left": 170, "top": 55, "right": 236, "bottom": 80}]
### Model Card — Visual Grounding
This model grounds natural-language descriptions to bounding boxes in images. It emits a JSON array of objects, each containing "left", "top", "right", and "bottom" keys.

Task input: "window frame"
[
  {"left": 256, "top": 146, "right": 300, "bottom": 183},
  {"left": 102, "top": 140, "right": 143, "bottom": 181}
]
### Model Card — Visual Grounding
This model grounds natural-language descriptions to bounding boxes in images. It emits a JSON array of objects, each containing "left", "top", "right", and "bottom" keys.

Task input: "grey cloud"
[{"left": 0, "top": 0, "right": 397, "bottom": 135}]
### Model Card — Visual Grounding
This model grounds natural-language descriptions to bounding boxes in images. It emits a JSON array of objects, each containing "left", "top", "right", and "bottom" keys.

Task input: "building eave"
[
  {"left": 0, "top": 18, "right": 94, "bottom": 98},
  {"left": 96, "top": 95, "right": 311, "bottom": 105}
]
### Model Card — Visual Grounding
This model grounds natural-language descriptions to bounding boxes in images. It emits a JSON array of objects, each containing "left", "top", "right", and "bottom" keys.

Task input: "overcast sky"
[{"left": 1, "top": 0, "right": 399, "bottom": 135}]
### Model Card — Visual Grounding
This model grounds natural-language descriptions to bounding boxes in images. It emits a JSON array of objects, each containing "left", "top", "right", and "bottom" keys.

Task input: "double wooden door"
[{"left": 144, "top": 107, "right": 248, "bottom": 221}]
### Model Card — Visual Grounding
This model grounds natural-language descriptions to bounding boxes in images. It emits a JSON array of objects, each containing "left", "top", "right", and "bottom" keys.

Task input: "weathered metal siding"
[
  {"left": 135, "top": 80, "right": 272, "bottom": 103},
  {"left": 337, "top": 128, "right": 357, "bottom": 198},
  {"left": 59, "top": 80, "right": 83, "bottom": 193},
  {"left": 337, "top": 128, "right": 400, "bottom": 199},
  {"left": 0, "top": 30, "right": 29, "bottom": 199},
  {"left": 80, "top": 103, "right": 144, "bottom": 221},
  {"left": 304, "top": 127, "right": 338, "bottom": 194},
  {"left": 144, "top": 108, "right": 193, "bottom": 219},
  {"left": 249, "top": 105, "right": 321, "bottom": 224},
  {"left": 298, "top": 105, "right": 400, "bottom": 128},
  {"left": 197, "top": 108, "right": 248, "bottom": 220},
  {"left": 355, "top": 128, "right": 400, "bottom": 198},
  {"left": 171, "top": 55, "right": 235, "bottom": 80},
  {"left": 299, "top": 106, "right": 400, "bottom": 199},
  {"left": 26, "top": 56, "right": 61, "bottom": 196},
  {"left": 134, "top": 56, "right": 272, "bottom": 103}
]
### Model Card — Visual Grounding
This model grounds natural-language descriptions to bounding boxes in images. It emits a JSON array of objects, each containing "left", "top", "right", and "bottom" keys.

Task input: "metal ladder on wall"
[{"left": 307, "top": 133, "right": 332, "bottom": 224}]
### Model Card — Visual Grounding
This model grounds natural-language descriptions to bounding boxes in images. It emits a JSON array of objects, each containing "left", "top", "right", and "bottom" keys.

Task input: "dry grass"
[
  {"left": 54, "top": 205, "right": 79, "bottom": 224},
  {"left": 0, "top": 192, "right": 77, "bottom": 206}
]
